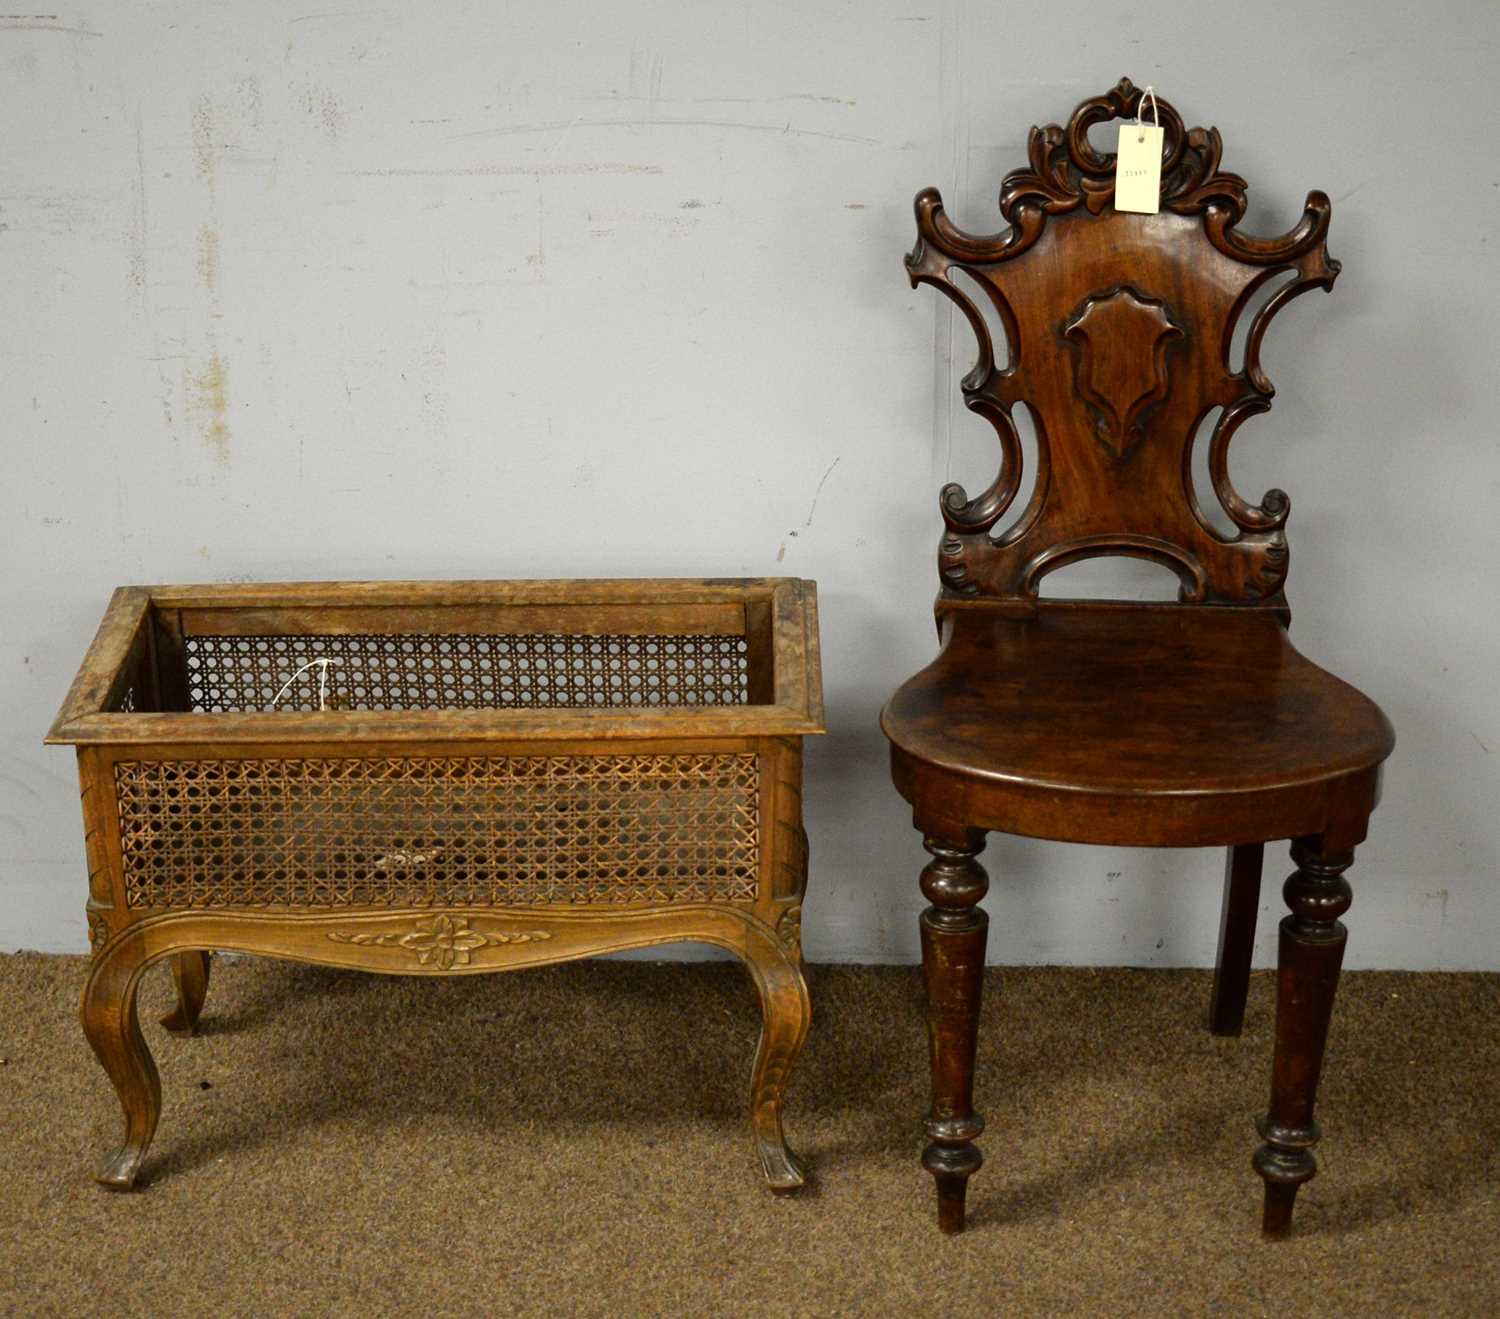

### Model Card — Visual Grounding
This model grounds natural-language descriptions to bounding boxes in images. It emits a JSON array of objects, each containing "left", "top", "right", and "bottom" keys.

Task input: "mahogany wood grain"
[
  {"left": 885, "top": 79, "right": 1394, "bottom": 1237},
  {"left": 918, "top": 828, "right": 989, "bottom": 1232},
  {"left": 906, "top": 77, "right": 1337, "bottom": 610},
  {"left": 1254, "top": 839, "right": 1354, "bottom": 1237},
  {"left": 884, "top": 605, "right": 1392, "bottom": 849}
]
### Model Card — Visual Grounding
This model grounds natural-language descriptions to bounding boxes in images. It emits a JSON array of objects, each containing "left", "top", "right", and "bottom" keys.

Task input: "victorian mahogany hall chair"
[{"left": 882, "top": 80, "right": 1394, "bottom": 1237}]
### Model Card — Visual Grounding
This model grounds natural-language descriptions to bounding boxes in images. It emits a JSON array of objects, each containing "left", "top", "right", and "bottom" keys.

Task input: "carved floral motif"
[
  {"left": 776, "top": 904, "right": 803, "bottom": 959},
  {"left": 327, "top": 914, "right": 551, "bottom": 969}
]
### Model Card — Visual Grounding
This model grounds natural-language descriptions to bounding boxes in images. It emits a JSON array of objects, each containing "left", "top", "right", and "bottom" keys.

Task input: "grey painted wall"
[{"left": 4, "top": 1, "right": 1497, "bottom": 966}]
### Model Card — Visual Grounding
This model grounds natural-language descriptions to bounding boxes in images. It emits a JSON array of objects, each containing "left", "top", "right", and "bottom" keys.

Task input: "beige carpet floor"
[{"left": 2, "top": 952, "right": 1496, "bottom": 1316}]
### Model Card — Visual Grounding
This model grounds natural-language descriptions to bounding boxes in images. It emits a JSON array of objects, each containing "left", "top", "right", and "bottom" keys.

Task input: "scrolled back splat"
[{"left": 907, "top": 77, "right": 1340, "bottom": 608}]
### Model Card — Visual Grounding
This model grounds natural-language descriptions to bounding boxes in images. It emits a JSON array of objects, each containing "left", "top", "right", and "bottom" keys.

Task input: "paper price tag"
[{"left": 1115, "top": 121, "right": 1162, "bottom": 214}]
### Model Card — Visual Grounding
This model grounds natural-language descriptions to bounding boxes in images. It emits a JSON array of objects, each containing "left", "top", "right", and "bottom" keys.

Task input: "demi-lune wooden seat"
[
  {"left": 884, "top": 604, "right": 1393, "bottom": 848},
  {"left": 884, "top": 79, "right": 1395, "bottom": 1239}
]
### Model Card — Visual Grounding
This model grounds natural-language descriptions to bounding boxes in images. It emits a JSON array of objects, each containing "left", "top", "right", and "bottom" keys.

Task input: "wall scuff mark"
[
  {"left": 195, "top": 224, "right": 219, "bottom": 291},
  {"left": 125, "top": 115, "right": 148, "bottom": 314},
  {"left": 187, "top": 350, "right": 231, "bottom": 463}
]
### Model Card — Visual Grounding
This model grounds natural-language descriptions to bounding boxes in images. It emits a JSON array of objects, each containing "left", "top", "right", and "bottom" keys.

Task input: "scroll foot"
[
  {"left": 81, "top": 944, "right": 161, "bottom": 1190},
  {"left": 740, "top": 923, "right": 811, "bottom": 1192}
]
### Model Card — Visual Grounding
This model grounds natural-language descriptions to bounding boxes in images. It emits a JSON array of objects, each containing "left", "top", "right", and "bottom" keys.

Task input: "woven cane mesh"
[
  {"left": 115, "top": 753, "right": 760, "bottom": 909},
  {"left": 183, "top": 633, "right": 751, "bottom": 712}
]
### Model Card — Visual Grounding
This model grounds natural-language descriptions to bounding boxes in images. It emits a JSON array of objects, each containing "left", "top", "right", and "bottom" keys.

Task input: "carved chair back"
[{"left": 907, "top": 78, "right": 1339, "bottom": 609}]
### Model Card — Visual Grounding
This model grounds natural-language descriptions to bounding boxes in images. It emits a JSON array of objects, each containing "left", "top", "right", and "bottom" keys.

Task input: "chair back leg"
[{"left": 1209, "top": 843, "right": 1264, "bottom": 1036}]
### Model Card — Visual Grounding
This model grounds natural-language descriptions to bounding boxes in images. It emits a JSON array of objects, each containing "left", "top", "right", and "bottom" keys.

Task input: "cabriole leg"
[
  {"left": 80, "top": 942, "right": 161, "bottom": 1190},
  {"left": 161, "top": 951, "right": 211, "bottom": 1036},
  {"left": 918, "top": 826, "right": 989, "bottom": 1234},
  {"left": 740, "top": 922, "right": 812, "bottom": 1192},
  {"left": 1253, "top": 837, "right": 1353, "bottom": 1238},
  {"left": 1210, "top": 842, "right": 1264, "bottom": 1036}
]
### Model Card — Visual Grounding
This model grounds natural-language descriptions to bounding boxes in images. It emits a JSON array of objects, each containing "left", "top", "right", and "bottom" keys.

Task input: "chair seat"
[{"left": 881, "top": 604, "right": 1395, "bottom": 848}]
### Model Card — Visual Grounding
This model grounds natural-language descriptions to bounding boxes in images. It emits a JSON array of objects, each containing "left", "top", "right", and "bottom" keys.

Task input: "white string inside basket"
[{"left": 268, "top": 658, "right": 337, "bottom": 711}]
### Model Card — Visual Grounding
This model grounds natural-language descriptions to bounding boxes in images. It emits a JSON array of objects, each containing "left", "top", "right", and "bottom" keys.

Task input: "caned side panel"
[{"left": 112, "top": 748, "right": 762, "bottom": 909}]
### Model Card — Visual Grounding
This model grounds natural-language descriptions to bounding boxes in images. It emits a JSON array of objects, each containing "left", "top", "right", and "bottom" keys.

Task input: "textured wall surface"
[{"left": 4, "top": 1, "right": 1498, "bottom": 965}]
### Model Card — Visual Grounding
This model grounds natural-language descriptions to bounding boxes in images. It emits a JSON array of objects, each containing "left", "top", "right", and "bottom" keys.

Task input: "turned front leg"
[
  {"left": 918, "top": 828, "right": 989, "bottom": 1234},
  {"left": 1253, "top": 838, "right": 1353, "bottom": 1238}
]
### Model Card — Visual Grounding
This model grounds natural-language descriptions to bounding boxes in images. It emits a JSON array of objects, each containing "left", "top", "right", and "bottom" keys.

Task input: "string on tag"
[
  {"left": 1135, "top": 85, "right": 1158, "bottom": 144},
  {"left": 269, "top": 658, "right": 337, "bottom": 711}
]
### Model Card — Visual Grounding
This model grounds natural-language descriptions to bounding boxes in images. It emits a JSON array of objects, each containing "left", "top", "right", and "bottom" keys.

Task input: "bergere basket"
[{"left": 48, "top": 577, "right": 823, "bottom": 1192}]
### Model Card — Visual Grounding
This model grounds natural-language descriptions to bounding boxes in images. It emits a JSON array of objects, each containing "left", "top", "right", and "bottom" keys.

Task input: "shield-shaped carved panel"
[{"left": 1063, "top": 285, "right": 1184, "bottom": 460}]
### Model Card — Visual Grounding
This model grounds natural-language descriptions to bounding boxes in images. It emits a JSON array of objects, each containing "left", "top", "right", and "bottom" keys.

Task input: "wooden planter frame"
[{"left": 47, "top": 577, "right": 824, "bottom": 1192}]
